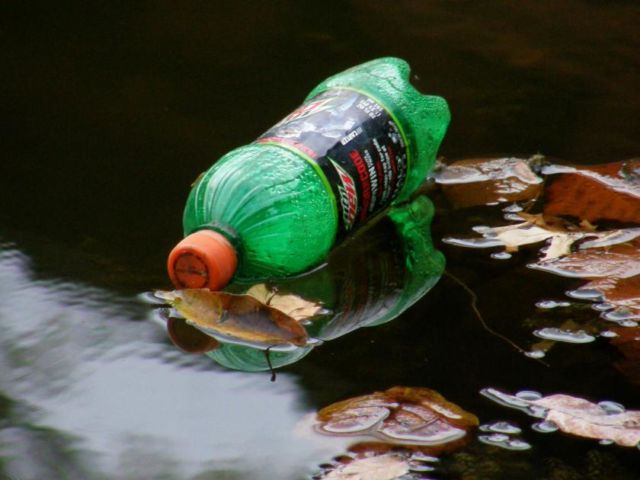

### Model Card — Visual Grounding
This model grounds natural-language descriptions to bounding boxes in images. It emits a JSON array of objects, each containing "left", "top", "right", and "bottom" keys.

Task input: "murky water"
[{"left": 2, "top": 1, "right": 640, "bottom": 478}]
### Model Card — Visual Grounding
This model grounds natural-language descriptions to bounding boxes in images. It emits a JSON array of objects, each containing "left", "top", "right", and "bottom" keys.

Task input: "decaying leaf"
[
  {"left": 314, "top": 386, "right": 478, "bottom": 448},
  {"left": 609, "top": 326, "right": 640, "bottom": 387},
  {"left": 543, "top": 160, "right": 640, "bottom": 224},
  {"left": 434, "top": 156, "right": 543, "bottom": 208},
  {"left": 482, "top": 388, "right": 640, "bottom": 447},
  {"left": 322, "top": 453, "right": 409, "bottom": 480},
  {"left": 245, "top": 283, "right": 323, "bottom": 321},
  {"left": 156, "top": 289, "right": 308, "bottom": 347},
  {"left": 166, "top": 316, "right": 220, "bottom": 353}
]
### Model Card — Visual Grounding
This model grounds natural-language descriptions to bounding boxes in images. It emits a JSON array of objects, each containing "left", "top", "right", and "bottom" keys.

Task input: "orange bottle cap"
[{"left": 167, "top": 230, "right": 237, "bottom": 290}]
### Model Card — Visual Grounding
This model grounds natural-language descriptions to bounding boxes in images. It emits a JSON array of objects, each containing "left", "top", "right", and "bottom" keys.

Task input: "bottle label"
[{"left": 256, "top": 88, "right": 408, "bottom": 235}]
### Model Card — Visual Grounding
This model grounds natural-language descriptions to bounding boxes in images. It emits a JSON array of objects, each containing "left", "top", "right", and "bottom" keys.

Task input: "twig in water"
[
  {"left": 264, "top": 346, "right": 277, "bottom": 382},
  {"left": 444, "top": 270, "right": 549, "bottom": 367}
]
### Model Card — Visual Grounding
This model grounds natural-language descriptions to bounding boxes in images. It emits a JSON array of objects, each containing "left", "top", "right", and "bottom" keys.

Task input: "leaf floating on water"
[
  {"left": 543, "top": 159, "right": 640, "bottom": 224},
  {"left": 245, "top": 283, "right": 323, "bottom": 321},
  {"left": 434, "top": 156, "right": 543, "bottom": 208},
  {"left": 322, "top": 453, "right": 410, "bottom": 480},
  {"left": 156, "top": 289, "right": 309, "bottom": 347},
  {"left": 481, "top": 388, "right": 640, "bottom": 447},
  {"left": 315, "top": 386, "right": 478, "bottom": 448}
]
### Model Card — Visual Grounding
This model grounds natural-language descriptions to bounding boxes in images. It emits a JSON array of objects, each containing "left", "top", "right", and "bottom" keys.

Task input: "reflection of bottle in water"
[
  {"left": 205, "top": 194, "right": 444, "bottom": 371},
  {"left": 167, "top": 58, "right": 450, "bottom": 290}
]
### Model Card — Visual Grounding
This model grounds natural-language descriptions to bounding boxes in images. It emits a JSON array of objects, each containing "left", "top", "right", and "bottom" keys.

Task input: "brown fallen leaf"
[
  {"left": 543, "top": 159, "right": 640, "bottom": 224},
  {"left": 245, "top": 283, "right": 323, "bottom": 321},
  {"left": 322, "top": 453, "right": 409, "bottom": 480},
  {"left": 315, "top": 386, "right": 478, "bottom": 448},
  {"left": 482, "top": 388, "right": 640, "bottom": 447},
  {"left": 434, "top": 156, "right": 543, "bottom": 208},
  {"left": 156, "top": 289, "right": 308, "bottom": 347},
  {"left": 609, "top": 326, "right": 640, "bottom": 387}
]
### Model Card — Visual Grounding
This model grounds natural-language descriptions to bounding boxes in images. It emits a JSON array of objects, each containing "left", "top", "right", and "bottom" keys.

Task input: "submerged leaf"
[
  {"left": 156, "top": 289, "right": 308, "bottom": 347},
  {"left": 322, "top": 453, "right": 409, "bottom": 480},
  {"left": 543, "top": 160, "right": 640, "bottom": 224},
  {"left": 482, "top": 388, "right": 640, "bottom": 447},
  {"left": 245, "top": 283, "right": 323, "bottom": 321},
  {"left": 315, "top": 386, "right": 478, "bottom": 448},
  {"left": 434, "top": 156, "right": 543, "bottom": 208}
]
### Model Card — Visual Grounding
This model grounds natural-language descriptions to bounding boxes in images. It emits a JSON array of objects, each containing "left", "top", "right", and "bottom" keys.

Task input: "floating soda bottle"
[{"left": 168, "top": 57, "right": 450, "bottom": 290}]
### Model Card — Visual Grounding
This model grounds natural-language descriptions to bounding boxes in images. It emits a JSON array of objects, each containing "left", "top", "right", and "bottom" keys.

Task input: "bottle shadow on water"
[{"left": 165, "top": 194, "right": 445, "bottom": 372}]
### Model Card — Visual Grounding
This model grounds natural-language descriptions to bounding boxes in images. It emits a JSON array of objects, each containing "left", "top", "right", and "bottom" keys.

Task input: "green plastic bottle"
[{"left": 168, "top": 57, "right": 450, "bottom": 290}]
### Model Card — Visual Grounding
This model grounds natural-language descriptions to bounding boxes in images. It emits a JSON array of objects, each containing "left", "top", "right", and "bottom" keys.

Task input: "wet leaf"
[
  {"left": 322, "top": 453, "right": 409, "bottom": 480},
  {"left": 245, "top": 283, "right": 323, "bottom": 321},
  {"left": 543, "top": 160, "right": 640, "bottom": 224},
  {"left": 609, "top": 326, "right": 640, "bottom": 387},
  {"left": 315, "top": 386, "right": 478, "bottom": 448},
  {"left": 482, "top": 388, "right": 640, "bottom": 447},
  {"left": 166, "top": 316, "right": 220, "bottom": 353},
  {"left": 156, "top": 289, "right": 308, "bottom": 347},
  {"left": 434, "top": 156, "right": 543, "bottom": 208}
]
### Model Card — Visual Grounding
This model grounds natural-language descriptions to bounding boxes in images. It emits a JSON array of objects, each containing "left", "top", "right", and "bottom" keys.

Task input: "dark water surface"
[{"left": 2, "top": 2, "right": 640, "bottom": 478}]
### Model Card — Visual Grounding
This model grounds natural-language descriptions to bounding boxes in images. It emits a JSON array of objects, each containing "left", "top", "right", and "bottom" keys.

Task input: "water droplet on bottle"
[
  {"left": 598, "top": 400, "right": 625, "bottom": 415},
  {"left": 532, "top": 420, "right": 559, "bottom": 433},
  {"left": 533, "top": 327, "right": 595, "bottom": 344},
  {"left": 491, "top": 251, "right": 512, "bottom": 260}
]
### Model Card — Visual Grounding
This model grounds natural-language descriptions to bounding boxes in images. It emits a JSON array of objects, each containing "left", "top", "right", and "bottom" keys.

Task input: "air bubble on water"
[
  {"left": 480, "top": 388, "right": 530, "bottom": 409},
  {"left": 442, "top": 236, "right": 504, "bottom": 248},
  {"left": 486, "top": 201, "right": 500, "bottom": 206},
  {"left": 592, "top": 302, "right": 614, "bottom": 312},
  {"left": 479, "top": 434, "right": 531, "bottom": 451},
  {"left": 306, "top": 337, "right": 324, "bottom": 346},
  {"left": 533, "top": 327, "right": 595, "bottom": 344},
  {"left": 480, "top": 421, "right": 522, "bottom": 434},
  {"left": 599, "top": 439, "right": 615, "bottom": 446},
  {"left": 599, "top": 330, "right": 619, "bottom": 338},
  {"left": 516, "top": 390, "right": 543, "bottom": 401},
  {"left": 536, "top": 299, "right": 570, "bottom": 309},
  {"left": 621, "top": 320, "right": 639, "bottom": 327},
  {"left": 598, "top": 400, "right": 625, "bottom": 415},
  {"left": 532, "top": 420, "right": 559, "bottom": 433},
  {"left": 526, "top": 405, "right": 549, "bottom": 419},
  {"left": 410, "top": 452, "right": 439, "bottom": 463},
  {"left": 503, "top": 203, "right": 523, "bottom": 213},
  {"left": 525, "top": 350, "right": 546, "bottom": 359},
  {"left": 504, "top": 213, "right": 524, "bottom": 222},
  {"left": 408, "top": 462, "right": 435, "bottom": 473},
  {"left": 491, "top": 251, "right": 512, "bottom": 260},
  {"left": 139, "top": 291, "right": 168, "bottom": 305},
  {"left": 603, "top": 309, "right": 638, "bottom": 322},
  {"left": 472, "top": 225, "right": 492, "bottom": 234},
  {"left": 566, "top": 288, "right": 603, "bottom": 301}
]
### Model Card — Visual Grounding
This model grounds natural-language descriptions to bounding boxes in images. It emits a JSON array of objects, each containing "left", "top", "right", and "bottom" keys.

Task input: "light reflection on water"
[{"left": 0, "top": 245, "right": 348, "bottom": 479}]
